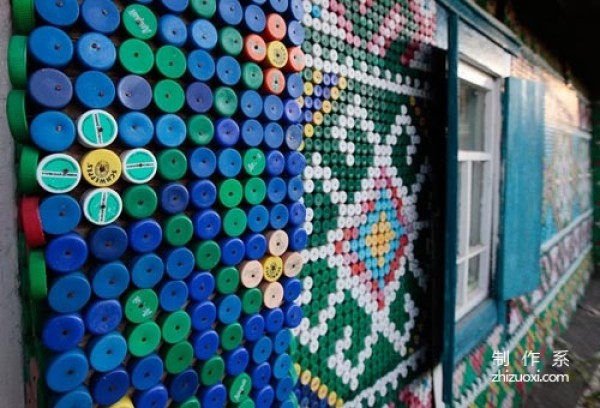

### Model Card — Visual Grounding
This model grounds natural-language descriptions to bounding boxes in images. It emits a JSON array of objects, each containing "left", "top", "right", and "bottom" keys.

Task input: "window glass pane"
[
  {"left": 456, "top": 261, "right": 466, "bottom": 308},
  {"left": 469, "top": 161, "right": 484, "bottom": 247},
  {"left": 467, "top": 255, "right": 481, "bottom": 295},
  {"left": 457, "top": 161, "right": 468, "bottom": 256},
  {"left": 459, "top": 81, "right": 487, "bottom": 151}
]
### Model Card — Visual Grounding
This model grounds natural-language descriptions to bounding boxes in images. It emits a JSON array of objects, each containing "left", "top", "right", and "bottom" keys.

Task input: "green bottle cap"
[
  {"left": 18, "top": 145, "right": 39, "bottom": 194},
  {"left": 7, "top": 90, "right": 28, "bottom": 143},
  {"left": 214, "top": 86, "right": 238, "bottom": 117},
  {"left": 159, "top": 311, "right": 192, "bottom": 344},
  {"left": 243, "top": 149, "right": 266, "bottom": 176},
  {"left": 12, "top": 0, "right": 35, "bottom": 34},
  {"left": 241, "top": 288, "right": 263, "bottom": 314},
  {"left": 222, "top": 208, "right": 247, "bottom": 237},
  {"left": 164, "top": 341, "right": 194, "bottom": 374},
  {"left": 156, "top": 45, "right": 187, "bottom": 79},
  {"left": 157, "top": 149, "right": 187, "bottom": 180},
  {"left": 219, "top": 323, "right": 243, "bottom": 351},
  {"left": 198, "top": 355, "right": 224, "bottom": 385},
  {"left": 154, "top": 79, "right": 185, "bottom": 113},
  {"left": 193, "top": 240, "right": 221, "bottom": 270},
  {"left": 8, "top": 35, "right": 27, "bottom": 89},
  {"left": 122, "top": 4, "right": 157, "bottom": 40},
  {"left": 215, "top": 266, "right": 239, "bottom": 294},
  {"left": 127, "top": 321, "right": 161, "bottom": 357},
  {"left": 124, "top": 289, "right": 159, "bottom": 323},
  {"left": 187, "top": 114, "right": 214, "bottom": 145},
  {"left": 244, "top": 178, "right": 266, "bottom": 205},
  {"left": 190, "top": 0, "right": 216, "bottom": 18},
  {"left": 163, "top": 214, "right": 194, "bottom": 246},
  {"left": 27, "top": 250, "right": 47, "bottom": 301},
  {"left": 172, "top": 397, "right": 200, "bottom": 408},
  {"left": 218, "top": 179, "right": 243, "bottom": 208},
  {"left": 219, "top": 26, "right": 243, "bottom": 56},
  {"left": 37, "top": 154, "right": 81, "bottom": 194},
  {"left": 118, "top": 38, "right": 154, "bottom": 74},
  {"left": 226, "top": 373, "right": 252, "bottom": 403},
  {"left": 122, "top": 185, "right": 158, "bottom": 219},
  {"left": 241, "top": 63, "right": 263, "bottom": 90},
  {"left": 234, "top": 399, "right": 255, "bottom": 408}
]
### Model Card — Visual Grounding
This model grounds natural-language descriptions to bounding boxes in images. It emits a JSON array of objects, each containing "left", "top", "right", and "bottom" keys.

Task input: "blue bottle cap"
[
  {"left": 265, "top": 151, "right": 285, "bottom": 176},
  {"left": 215, "top": 294, "right": 242, "bottom": 324},
  {"left": 199, "top": 383, "right": 227, "bottom": 407},
  {"left": 224, "top": 347, "right": 250, "bottom": 376},
  {"left": 249, "top": 362, "right": 271, "bottom": 390},
  {"left": 285, "top": 151, "right": 306, "bottom": 176},
  {"left": 287, "top": 20, "right": 305, "bottom": 46},
  {"left": 39, "top": 194, "right": 81, "bottom": 235},
  {"left": 271, "top": 353, "right": 292, "bottom": 379},
  {"left": 283, "top": 100, "right": 302, "bottom": 123},
  {"left": 187, "top": 271, "right": 215, "bottom": 301},
  {"left": 252, "top": 385, "right": 275, "bottom": 408},
  {"left": 262, "top": 308, "right": 284, "bottom": 334},
  {"left": 35, "top": 0, "right": 79, "bottom": 27},
  {"left": 219, "top": 238, "right": 245, "bottom": 266},
  {"left": 159, "top": 280, "right": 188, "bottom": 312},
  {"left": 241, "top": 119, "right": 264, "bottom": 146},
  {"left": 188, "top": 179, "right": 217, "bottom": 209},
  {"left": 90, "top": 367, "right": 130, "bottom": 406},
  {"left": 303, "top": 110, "right": 313, "bottom": 123},
  {"left": 48, "top": 272, "right": 92, "bottom": 313},
  {"left": 286, "top": 73, "right": 303, "bottom": 98},
  {"left": 264, "top": 122, "right": 284, "bottom": 149},
  {"left": 267, "top": 177, "right": 287, "bottom": 204},
  {"left": 287, "top": 176, "right": 304, "bottom": 203},
  {"left": 42, "top": 314, "right": 85, "bottom": 352},
  {"left": 84, "top": 299, "right": 122, "bottom": 335},
  {"left": 30, "top": 111, "right": 76, "bottom": 152},
  {"left": 263, "top": 95, "right": 284, "bottom": 121},
  {"left": 45, "top": 233, "right": 88, "bottom": 273},
  {"left": 244, "top": 233, "right": 267, "bottom": 260},
  {"left": 74, "top": 70, "right": 116, "bottom": 109},
  {"left": 288, "top": 201, "right": 306, "bottom": 226},
  {"left": 187, "top": 300, "right": 216, "bottom": 331},
  {"left": 88, "top": 224, "right": 128, "bottom": 261},
  {"left": 187, "top": 49, "right": 215, "bottom": 81},
  {"left": 191, "top": 329, "right": 219, "bottom": 360},
  {"left": 249, "top": 336, "right": 272, "bottom": 364},
  {"left": 272, "top": 328, "right": 292, "bottom": 354},
  {"left": 160, "top": 0, "right": 189, "bottom": 13},
  {"left": 188, "top": 147, "right": 217, "bottom": 178},
  {"left": 240, "top": 90, "right": 263, "bottom": 119},
  {"left": 216, "top": 56, "right": 241, "bottom": 86},
  {"left": 28, "top": 26, "right": 73, "bottom": 68},
  {"left": 158, "top": 14, "right": 188, "bottom": 46},
  {"left": 29, "top": 68, "right": 72, "bottom": 109},
  {"left": 281, "top": 277, "right": 302, "bottom": 302},
  {"left": 117, "top": 75, "right": 152, "bottom": 111},
  {"left": 128, "top": 354, "right": 164, "bottom": 391},
  {"left": 215, "top": 118, "right": 240, "bottom": 147},
  {"left": 275, "top": 376, "right": 294, "bottom": 401},
  {"left": 186, "top": 82, "right": 213, "bottom": 113},
  {"left": 269, "top": 204, "right": 289, "bottom": 229},
  {"left": 167, "top": 369, "right": 199, "bottom": 403},
  {"left": 269, "top": 0, "right": 289, "bottom": 12},
  {"left": 242, "top": 313, "right": 265, "bottom": 342},
  {"left": 128, "top": 219, "right": 163, "bottom": 253},
  {"left": 159, "top": 182, "right": 190, "bottom": 214},
  {"left": 247, "top": 205, "right": 269, "bottom": 233},
  {"left": 289, "top": 0, "right": 303, "bottom": 19},
  {"left": 285, "top": 125, "right": 303, "bottom": 151},
  {"left": 218, "top": 0, "right": 243, "bottom": 25},
  {"left": 164, "top": 246, "right": 195, "bottom": 280},
  {"left": 188, "top": 19, "right": 218, "bottom": 50},
  {"left": 192, "top": 209, "right": 221, "bottom": 240},
  {"left": 50, "top": 386, "right": 93, "bottom": 408},
  {"left": 134, "top": 384, "right": 169, "bottom": 408},
  {"left": 155, "top": 114, "right": 187, "bottom": 147},
  {"left": 90, "top": 261, "right": 130, "bottom": 299},
  {"left": 87, "top": 332, "right": 128, "bottom": 372},
  {"left": 244, "top": 4, "right": 266, "bottom": 32},
  {"left": 76, "top": 32, "right": 116, "bottom": 71},
  {"left": 282, "top": 303, "right": 303, "bottom": 328},
  {"left": 45, "top": 349, "right": 89, "bottom": 392},
  {"left": 118, "top": 112, "right": 154, "bottom": 147},
  {"left": 313, "top": 84, "right": 323, "bottom": 98},
  {"left": 130, "top": 253, "right": 165, "bottom": 288},
  {"left": 81, "top": 0, "right": 120, "bottom": 33},
  {"left": 287, "top": 227, "right": 307, "bottom": 251},
  {"left": 217, "top": 148, "right": 242, "bottom": 177}
]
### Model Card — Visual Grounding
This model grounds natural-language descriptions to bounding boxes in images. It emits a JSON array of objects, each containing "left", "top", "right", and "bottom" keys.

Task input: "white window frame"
[{"left": 455, "top": 61, "right": 501, "bottom": 321}]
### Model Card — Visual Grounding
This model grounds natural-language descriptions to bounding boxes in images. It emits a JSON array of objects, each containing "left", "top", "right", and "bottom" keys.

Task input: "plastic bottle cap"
[
  {"left": 187, "top": 115, "right": 214, "bottom": 145},
  {"left": 191, "top": 0, "right": 216, "bottom": 17},
  {"left": 260, "top": 282, "right": 284, "bottom": 308},
  {"left": 119, "top": 38, "right": 155, "bottom": 75},
  {"left": 77, "top": 110, "right": 118, "bottom": 148},
  {"left": 154, "top": 79, "right": 185, "bottom": 113},
  {"left": 121, "top": 148, "right": 157, "bottom": 184},
  {"left": 122, "top": 4, "right": 157, "bottom": 40},
  {"left": 81, "top": 149, "right": 122, "bottom": 187},
  {"left": 244, "top": 35, "right": 266, "bottom": 63},
  {"left": 8, "top": 35, "right": 27, "bottom": 88},
  {"left": 81, "top": 188, "right": 123, "bottom": 225},
  {"left": 239, "top": 260, "right": 263, "bottom": 288},
  {"left": 123, "top": 185, "right": 158, "bottom": 219},
  {"left": 266, "top": 41, "right": 288, "bottom": 68},
  {"left": 282, "top": 252, "right": 303, "bottom": 277},
  {"left": 125, "top": 289, "right": 159, "bottom": 323},
  {"left": 156, "top": 45, "right": 187, "bottom": 78},
  {"left": 37, "top": 153, "right": 81, "bottom": 193},
  {"left": 7, "top": 90, "right": 28, "bottom": 143},
  {"left": 266, "top": 230, "right": 289, "bottom": 256},
  {"left": 262, "top": 256, "right": 283, "bottom": 282},
  {"left": 127, "top": 321, "right": 161, "bottom": 357}
]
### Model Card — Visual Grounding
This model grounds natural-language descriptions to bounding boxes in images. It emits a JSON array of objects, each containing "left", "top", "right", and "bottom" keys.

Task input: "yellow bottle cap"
[
  {"left": 81, "top": 149, "right": 122, "bottom": 187},
  {"left": 266, "top": 41, "right": 288, "bottom": 68},
  {"left": 262, "top": 256, "right": 283, "bottom": 282}
]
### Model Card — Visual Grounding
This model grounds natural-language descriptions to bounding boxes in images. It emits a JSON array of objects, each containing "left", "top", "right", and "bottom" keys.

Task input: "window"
[{"left": 455, "top": 62, "right": 500, "bottom": 320}]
